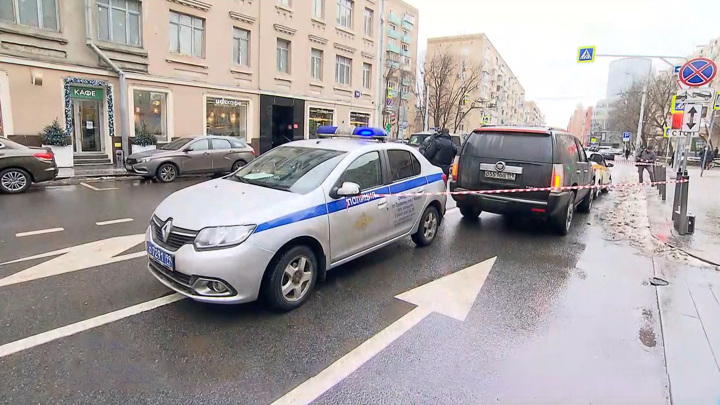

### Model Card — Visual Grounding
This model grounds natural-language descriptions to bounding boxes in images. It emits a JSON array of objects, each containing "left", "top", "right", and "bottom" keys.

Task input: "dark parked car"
[
  {"left": 0, "top": 137, "right": 58, "bottom": 194},
  {"left": 125, "top": 136, "right": 255, "bottom": 182},
  {"left": 450, "top": 126, "right": 594, "bottom": 235}
]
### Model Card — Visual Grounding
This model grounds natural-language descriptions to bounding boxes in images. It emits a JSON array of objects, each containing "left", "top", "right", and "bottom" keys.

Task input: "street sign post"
[
  {"left": 577, "top": 46, "right": 595, "bottom": 63},
  {"left": 622, "top": 131, "right": 631, "bottom": 142},
  {"left": 678, "top": 58, "right": 717, "bottom": 87},
  {"left": 681, "top": 104, "right": 702, "bottom": 133}
]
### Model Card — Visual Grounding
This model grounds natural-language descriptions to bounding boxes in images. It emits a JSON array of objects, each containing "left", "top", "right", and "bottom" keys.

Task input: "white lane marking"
[
  {"left": 96, "top": 218, "right": 134, "bottom": 226},
  {"left": 0, "top": 234, "right": 146, "bottom": 288},
  {"left": 15, "top": 228, "right": 64, "bottom": 238},
  {"left": 271, "top": 257, "right": 497, "bottom": 405},
  {"left": 80, "top": 182, "right": 118, "bottom": 191},
  {"left": 0, "top": 294, "right": 185, "bottom": 358}
]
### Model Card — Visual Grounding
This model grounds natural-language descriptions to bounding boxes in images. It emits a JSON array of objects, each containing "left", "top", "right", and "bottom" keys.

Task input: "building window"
[
  {"left": 0, "top": 0, "right": 58, "bottom": 31},
  {"left": 403, "top": 56, "right": 411, "bottom": 66},
  {"left": 363, "top": 8, "right": 373, "bottom": 36},
  {"left": 336, "top": 0, "right": 353, "bottom": 29},
  {"left": 97, "top": 0, "right": 141, "bottom": 46},
  {"left": 206, "top": 97, "right": 248, "bottom": 140},
  {"left": 309, "top": 107, "right": 334, "bottom": 138},
  {"left": 335, "top": 55, "right": 351, "bottom": 85},
  {"left": 350, "top": 112, "right": 370, "bottom": 127},
  {"left": 388, "top": 23, "right": 396, "bottom": 32},
  {"left": 311, "top": 0, "right": 323, "bottom": 19},
  {"left": 277, "top": 39, "right": 290, "bottom": 73},
  {"left": 311, "top": 48, "right": 323, "bottom": 80},
  {"left": 362, "top": 63, "right": 371, "bottom": 89},
  {"left": 401, "top": 43, "right": 409, "bottom": 52},
  {"left": 169, "top": 11, "right": 204, "bottom": 58},
  {"left": 133, "top": 90, "right": 168, "bottom": 142},
  {"left": 233, "top": 28, "right": 249, "bottom": 66},
  {"left": 278, "top": 0, "right": 291, "bottom": 6}
]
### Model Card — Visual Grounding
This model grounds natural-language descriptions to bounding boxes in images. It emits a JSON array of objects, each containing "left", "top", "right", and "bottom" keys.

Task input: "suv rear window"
[{"left": 465, "top": 131, "right": 552, "bottom": 162}]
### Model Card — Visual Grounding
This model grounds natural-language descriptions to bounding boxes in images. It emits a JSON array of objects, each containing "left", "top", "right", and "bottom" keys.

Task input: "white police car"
[{"left": 146, "top": 126, "right": 447, "bottom": 311}]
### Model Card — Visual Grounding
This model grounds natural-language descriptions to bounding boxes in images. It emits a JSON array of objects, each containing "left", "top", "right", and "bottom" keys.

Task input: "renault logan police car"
[{"left": 146, "top": 127, "right": 447, "bottom": 311}]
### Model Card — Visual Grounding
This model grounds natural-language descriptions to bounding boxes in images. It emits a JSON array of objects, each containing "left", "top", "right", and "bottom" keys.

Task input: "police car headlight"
[{"left": 194, "top": 225, "right": 256, "bottom": 250}]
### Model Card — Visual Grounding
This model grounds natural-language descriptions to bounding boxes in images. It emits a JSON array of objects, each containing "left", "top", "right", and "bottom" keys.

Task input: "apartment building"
[
  {"left": 567, "top": 104, "right": 586, "bottom": 141},
  {"left": 380, "top": 0, "right": 418, "bottom": 138},
  {"left": 425, "top": 33, "right": 539, "bottom": 132},
  {"left": 523, "top": 101, "right": 545, "bottom": 126},
  {"left": 0, "top": 0, "right": 380, "bottom": 163}
]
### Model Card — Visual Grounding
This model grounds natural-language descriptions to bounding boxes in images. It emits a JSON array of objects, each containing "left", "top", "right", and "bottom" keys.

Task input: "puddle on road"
[{"left": 639, "top": 308, "right": 657, "bottom": 348}]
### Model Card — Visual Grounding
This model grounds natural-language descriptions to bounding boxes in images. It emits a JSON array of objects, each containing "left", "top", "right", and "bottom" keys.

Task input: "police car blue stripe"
[
  {"left": 426, "top": 173, "right": 444, "bottom": 184},
  {"left": 389, "top": 177, "right": 427, "bottom": 194},
  {"left": 255, "top": 204, "right": 328, "bottom": 233},
  {"left": 326, "top": 186, "right": 390, "bottom": 214}
]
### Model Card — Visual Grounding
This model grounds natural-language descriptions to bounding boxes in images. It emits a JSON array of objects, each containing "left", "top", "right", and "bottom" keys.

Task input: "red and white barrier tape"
[
  {"left": 604, "top": 159, "right": 663, "bottom": 166},
  {"left": 377, "top": 178, "right": 687, "bottom": 198}
]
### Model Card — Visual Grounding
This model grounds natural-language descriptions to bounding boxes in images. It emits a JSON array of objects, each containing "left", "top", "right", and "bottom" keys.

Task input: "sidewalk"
[
  {"left": 56, "top": 166, "right": 134, "bottom": 179},
  {"left": 647, "top": 166, "right": 720, "bottom": 266}
]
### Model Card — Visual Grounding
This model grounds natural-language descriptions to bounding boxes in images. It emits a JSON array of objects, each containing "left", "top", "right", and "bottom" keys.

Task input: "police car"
[{"left": 146, "top": 126, "right": 448, "bottom": 311}]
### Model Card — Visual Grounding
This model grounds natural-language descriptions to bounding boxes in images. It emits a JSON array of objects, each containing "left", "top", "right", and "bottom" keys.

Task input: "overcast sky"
[{"left": 404, "top": 0, "right": 720, "bottom": 127}]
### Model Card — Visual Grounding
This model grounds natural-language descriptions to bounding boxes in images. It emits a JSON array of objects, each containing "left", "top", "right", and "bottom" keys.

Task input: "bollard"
[
  {"left": 660, "top": 166, "right": 667, "bottom": 201},
  {"left": 677, "top": 172, "right": 691, "bottom": 235},
  {"left": 115, "top": 149, "right": 124, "bottom": 169},
  {"left": 672, "top": 169, "right": 682, "bottom": 223}
]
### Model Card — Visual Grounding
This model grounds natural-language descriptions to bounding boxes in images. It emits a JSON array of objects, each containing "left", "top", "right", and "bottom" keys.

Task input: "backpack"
[{"left": 419, "top": 135, "right": 438, "bottom": 161}]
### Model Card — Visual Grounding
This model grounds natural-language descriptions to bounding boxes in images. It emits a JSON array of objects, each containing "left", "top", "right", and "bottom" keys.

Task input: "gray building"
[{"left": 606, "top": 58, "right": 652, "bottom": 98}]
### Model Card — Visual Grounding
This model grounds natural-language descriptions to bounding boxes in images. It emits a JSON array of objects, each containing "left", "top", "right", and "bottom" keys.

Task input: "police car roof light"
[{"left": 316, "top": 126, "right": 387, "bottom": 142}]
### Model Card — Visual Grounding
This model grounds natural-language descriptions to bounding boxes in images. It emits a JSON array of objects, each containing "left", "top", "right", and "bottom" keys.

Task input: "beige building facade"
[
  {"left": 425, "top": 33, "right": 541, "bottom": 132},
  {"left": 0, "top": 0, "right": 382, "bottom": 162},
  {"left": 381, "top": 0, "right": 418, "bottom": 138}
]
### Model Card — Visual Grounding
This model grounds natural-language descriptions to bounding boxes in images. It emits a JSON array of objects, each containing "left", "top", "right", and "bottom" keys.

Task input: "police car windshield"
[{"left": 231, "top": 146, "right": 346, "bottom": 193}]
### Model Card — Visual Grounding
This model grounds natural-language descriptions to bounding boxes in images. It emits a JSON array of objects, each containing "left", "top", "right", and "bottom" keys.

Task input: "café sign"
[
  {"left": 213, "top": 98, "right": 246, "bottom": 107},
  {"left": 69, "top": 86, "right": 103, "bottom": 101}
]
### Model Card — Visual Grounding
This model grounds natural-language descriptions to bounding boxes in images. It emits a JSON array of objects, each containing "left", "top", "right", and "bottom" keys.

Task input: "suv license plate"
[
  {"left": 147, "top": 241, "right": 174, "bottom": 271},
  {"left": 484, "top": 171, "right": 516, "bottom": 181}
]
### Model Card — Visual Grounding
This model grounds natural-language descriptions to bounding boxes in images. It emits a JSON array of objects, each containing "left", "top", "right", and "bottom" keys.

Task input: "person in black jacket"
[{"left": 419, "top": 128, "right": 457, "bottom": 175}]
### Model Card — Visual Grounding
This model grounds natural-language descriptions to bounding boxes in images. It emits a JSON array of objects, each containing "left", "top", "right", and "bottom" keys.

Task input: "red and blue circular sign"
[{"left": 678, "top": 57, "right": 717, "bottom": 87}]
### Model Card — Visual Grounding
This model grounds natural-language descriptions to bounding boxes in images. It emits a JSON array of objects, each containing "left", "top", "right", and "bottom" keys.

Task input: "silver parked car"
[
  {"left": 125, "top": 136, "right": 255, "bottom": 182},
  {"left": 145, "top": 135, "right": 448, "bottom": 311}
]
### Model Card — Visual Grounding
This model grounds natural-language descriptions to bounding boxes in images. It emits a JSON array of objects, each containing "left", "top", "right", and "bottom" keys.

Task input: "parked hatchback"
[
  {"left": 125, "top": 136, "right": 255, "bottom": 182},
  {"left": 450, "top": 126, "right": 594, "bottom": 235},
  {"left": 0, "top": 137, "right": 58, "bottom": 194}
]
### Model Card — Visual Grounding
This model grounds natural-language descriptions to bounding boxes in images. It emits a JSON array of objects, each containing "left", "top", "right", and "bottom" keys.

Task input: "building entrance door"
[
  {"left": 271, "top": 105, "right": 294, "bottom": 148},
  {"left": 72, "top": 99, "right": 103, "bottom": 153}
]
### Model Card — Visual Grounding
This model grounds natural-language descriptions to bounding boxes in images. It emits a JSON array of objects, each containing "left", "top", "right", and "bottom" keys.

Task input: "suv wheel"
[
  {"left": 412, "top": 205, "right": 440, "bottom": 247},
  {"left": 551, "top": 195, "right": 574, "bottom": 236},
  {"left": 578, "top": 188, "right": 593, "bottom": 213},
  {"left": 459, "top": 205, "right": 481, "bottom": 219},
  {"left": 263, "top": 245, "right": 317, "bottom": 312}
]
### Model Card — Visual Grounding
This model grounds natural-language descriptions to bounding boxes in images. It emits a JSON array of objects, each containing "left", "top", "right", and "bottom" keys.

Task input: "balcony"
[
  {"left": 388, "top": 13, "right": 401, "bottom": 25},
  {"left": 403, "top": 14, "right": 415, "bottom": 25},
  {"left": 401, "top": 48, "right": 410, "bottom": 57},
  {"left": 402, "top": 93, "right": 410, "bottom": 100},
  {"left": 387, "top": 28, "right": 400, "bottom": 39},
  {"left": 401, "top": 35, "right": 411, "bottom": 44},
  {"left": 386, "top": 60, "right": 400, "bottom": 69},
  {"left": 401, "top": 77, "right": 411, "bottom": 86},
  {"left": 387, "top": 43, "right": 401, "bottom": 54},
  {"left": 401, "top": 21, "right": 413, "bottom": 31},
  {"left": 387, "top": 89, "right": 398, "bottom": 98}
]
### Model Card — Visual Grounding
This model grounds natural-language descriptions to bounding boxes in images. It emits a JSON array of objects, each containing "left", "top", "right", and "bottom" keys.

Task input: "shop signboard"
[{"left": 69, "top": 86, "right": 103, "bottom": 101}]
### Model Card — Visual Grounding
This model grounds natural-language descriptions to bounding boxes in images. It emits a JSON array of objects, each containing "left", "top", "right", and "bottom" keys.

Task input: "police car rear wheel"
[
  {"left": 263, "top": 246, "right": 317, "bottom": 311},
  {"left": 412, "top": 206, "right": 440, "bottom": 247}
]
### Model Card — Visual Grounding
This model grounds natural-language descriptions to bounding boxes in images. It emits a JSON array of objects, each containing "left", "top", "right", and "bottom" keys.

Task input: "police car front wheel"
[
  {"left": 412, "top": 205, "right": 440, "bottom": 247},
  {"left": 263, "top": 245, "right": 318, "bottom": 311}
]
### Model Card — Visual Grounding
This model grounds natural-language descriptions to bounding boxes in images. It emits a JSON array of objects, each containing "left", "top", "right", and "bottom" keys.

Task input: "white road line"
[
  {"left": 96, "top": 218, "right": 134, "bottom": 226},
  {"left": 80, "top": 182, "right": 118, "bottom": 191},
  {"left": 0, "top": 294, "right": 185, "bottom": 358},
  {"left": 15, "top": 228, "right": 64, "bottom": 238}
]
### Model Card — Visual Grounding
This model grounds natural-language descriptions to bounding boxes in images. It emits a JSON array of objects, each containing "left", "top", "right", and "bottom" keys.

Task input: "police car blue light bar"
[{"left": 316, "top": 126, "right": 387, "bottom": 141}]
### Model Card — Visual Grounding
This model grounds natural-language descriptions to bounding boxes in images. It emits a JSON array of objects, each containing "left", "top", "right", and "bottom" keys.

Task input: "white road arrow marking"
[
  {"left": 0, "top": 234, "right": 145, "bottom": 288},
  {"left": 271, "top": 256, "right": 497, "bottom": 405}
]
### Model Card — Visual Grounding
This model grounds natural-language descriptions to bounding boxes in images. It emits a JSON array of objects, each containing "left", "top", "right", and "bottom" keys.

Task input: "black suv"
[{"left": 450, "top": 127, "right": 594, "bottom": 235}]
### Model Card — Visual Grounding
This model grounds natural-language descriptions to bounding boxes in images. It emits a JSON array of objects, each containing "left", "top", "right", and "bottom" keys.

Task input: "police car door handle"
[
  {"left": 576, "top": 170, "right": 582, "bottom": 174},
  {"left": 377, "top": 197, "right": 388, "bottom": 208},
  {"left": 418, "top": 187, "right": 426, "bottom": 193}
]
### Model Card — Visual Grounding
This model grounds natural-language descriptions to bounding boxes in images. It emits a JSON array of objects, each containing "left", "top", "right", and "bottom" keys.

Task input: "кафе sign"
[{"left": 68, "top": 85, "right": 104, "bottom": 101}]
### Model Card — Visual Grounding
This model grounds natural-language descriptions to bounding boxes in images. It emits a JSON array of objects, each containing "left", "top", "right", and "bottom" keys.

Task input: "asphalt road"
[{"left": 0, "top": 173, "right": 672, "bottom": 404}]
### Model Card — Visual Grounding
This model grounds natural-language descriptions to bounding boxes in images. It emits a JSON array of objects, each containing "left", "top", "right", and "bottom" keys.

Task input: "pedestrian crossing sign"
[
  {"left": 482, "top": 116, "right": 490, "bottom": 125},
  {"left": 577, "top": 46, "right": 595, "bottom": 63}
]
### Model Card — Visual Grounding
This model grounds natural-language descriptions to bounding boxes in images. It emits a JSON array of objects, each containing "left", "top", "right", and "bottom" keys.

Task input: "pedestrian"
[
  {"left": 625, "top": 147, "right": 631, "bottom": 160},
  {"left": 636, "top": 144, "right": 656, "bottom": 183},
  {"left": 419, "top": 128, "right": 457, "bottom": 175}
]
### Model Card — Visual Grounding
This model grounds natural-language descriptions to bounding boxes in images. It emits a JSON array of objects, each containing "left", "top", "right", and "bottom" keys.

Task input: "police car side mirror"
[{"left": 334, "top": 182, "right": 361, "bottom": 198}]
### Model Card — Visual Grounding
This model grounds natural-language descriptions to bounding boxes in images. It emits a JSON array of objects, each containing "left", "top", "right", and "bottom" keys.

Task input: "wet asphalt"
[{"left": 0, "top": 174, "right": 671, "bottom": 404}]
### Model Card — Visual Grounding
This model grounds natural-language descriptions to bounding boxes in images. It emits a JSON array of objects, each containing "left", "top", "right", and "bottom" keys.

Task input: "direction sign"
[
  {"left": 682, "top": 104, "right": 702, "bottom": 133},
  {"left": 715, "top": 91, "right": 720, "bottom": 111},
  {"left": 676, "top": 87, "right": 715, "bottom": 104},
  {"left": 577, "top": 46, "right": 595, "bottom": 63},
  {"left": 622, "top": 131, "right": 631, "bottom": 142},
  {"left": 678, "top": 58, "right": 717, "bottom": 87}
]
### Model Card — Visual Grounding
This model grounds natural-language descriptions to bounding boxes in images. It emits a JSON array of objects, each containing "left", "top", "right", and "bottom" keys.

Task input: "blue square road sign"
[{"left": 577, "top": 46, "right": 595, "bottom": 63}]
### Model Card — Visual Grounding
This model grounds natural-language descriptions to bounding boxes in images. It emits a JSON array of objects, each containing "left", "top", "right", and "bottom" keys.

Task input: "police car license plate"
[
  {"left": 484, "top": 171, "right": 516, "bottom": 181},
  {"left": 147, "top": 241, "right": 174, "bottom": 271}
]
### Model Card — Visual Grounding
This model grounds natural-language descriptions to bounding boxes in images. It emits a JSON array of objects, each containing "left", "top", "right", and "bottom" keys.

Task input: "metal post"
[
  {"left": 423, "top": 82, "right": 429, "bottom": 131},
  {"left": 374, "top": 0, "right": 386, "bottom": 127},
  {"left": 678, "top": 173, "right": 690, "bottom": 234},
  {"left": 661, "top": 166, "right": 667, "bottom": 201},
  {"left": 635, "top": 76, "right": 649, "bottom": 151}
]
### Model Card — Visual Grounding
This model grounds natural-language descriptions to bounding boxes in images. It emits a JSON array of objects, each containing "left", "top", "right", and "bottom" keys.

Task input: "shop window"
[
  {"left": 97, "top": 0, "right": 141, "bottom": 46},
  {"left": 233, "top": 28, "right": 249, "bottom": 67},
  {"left": 133, "top": 90, "right": 168, "bottom": 142},
  {"left": 206, "top": 97, "right": 248, "bottom": 140},
  {"left": 169, "top": 11, "right": 204, "bottom": 58},
  {"left": 350, "top": 112, "right": 370, "bottom": 128},
  {"left": 308, "top": 107, "right": 334, "bottom": 139},
  {"left": 0, "top": 0, "right": 58, "bottom": 31}
]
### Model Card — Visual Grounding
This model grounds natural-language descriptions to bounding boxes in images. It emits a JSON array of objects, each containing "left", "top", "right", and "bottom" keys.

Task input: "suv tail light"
[
  {"left": 451, "top": 163, "right": 458, "bottom": 180},
  {"left": 249, "top": 146, "right": 256, "bottom": 155},
  {"left": 551, "top": 164, "right": 564, "bottom": 189},
  {"left": 33, "top": 151, "right": 54, "bottom": 162}
]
